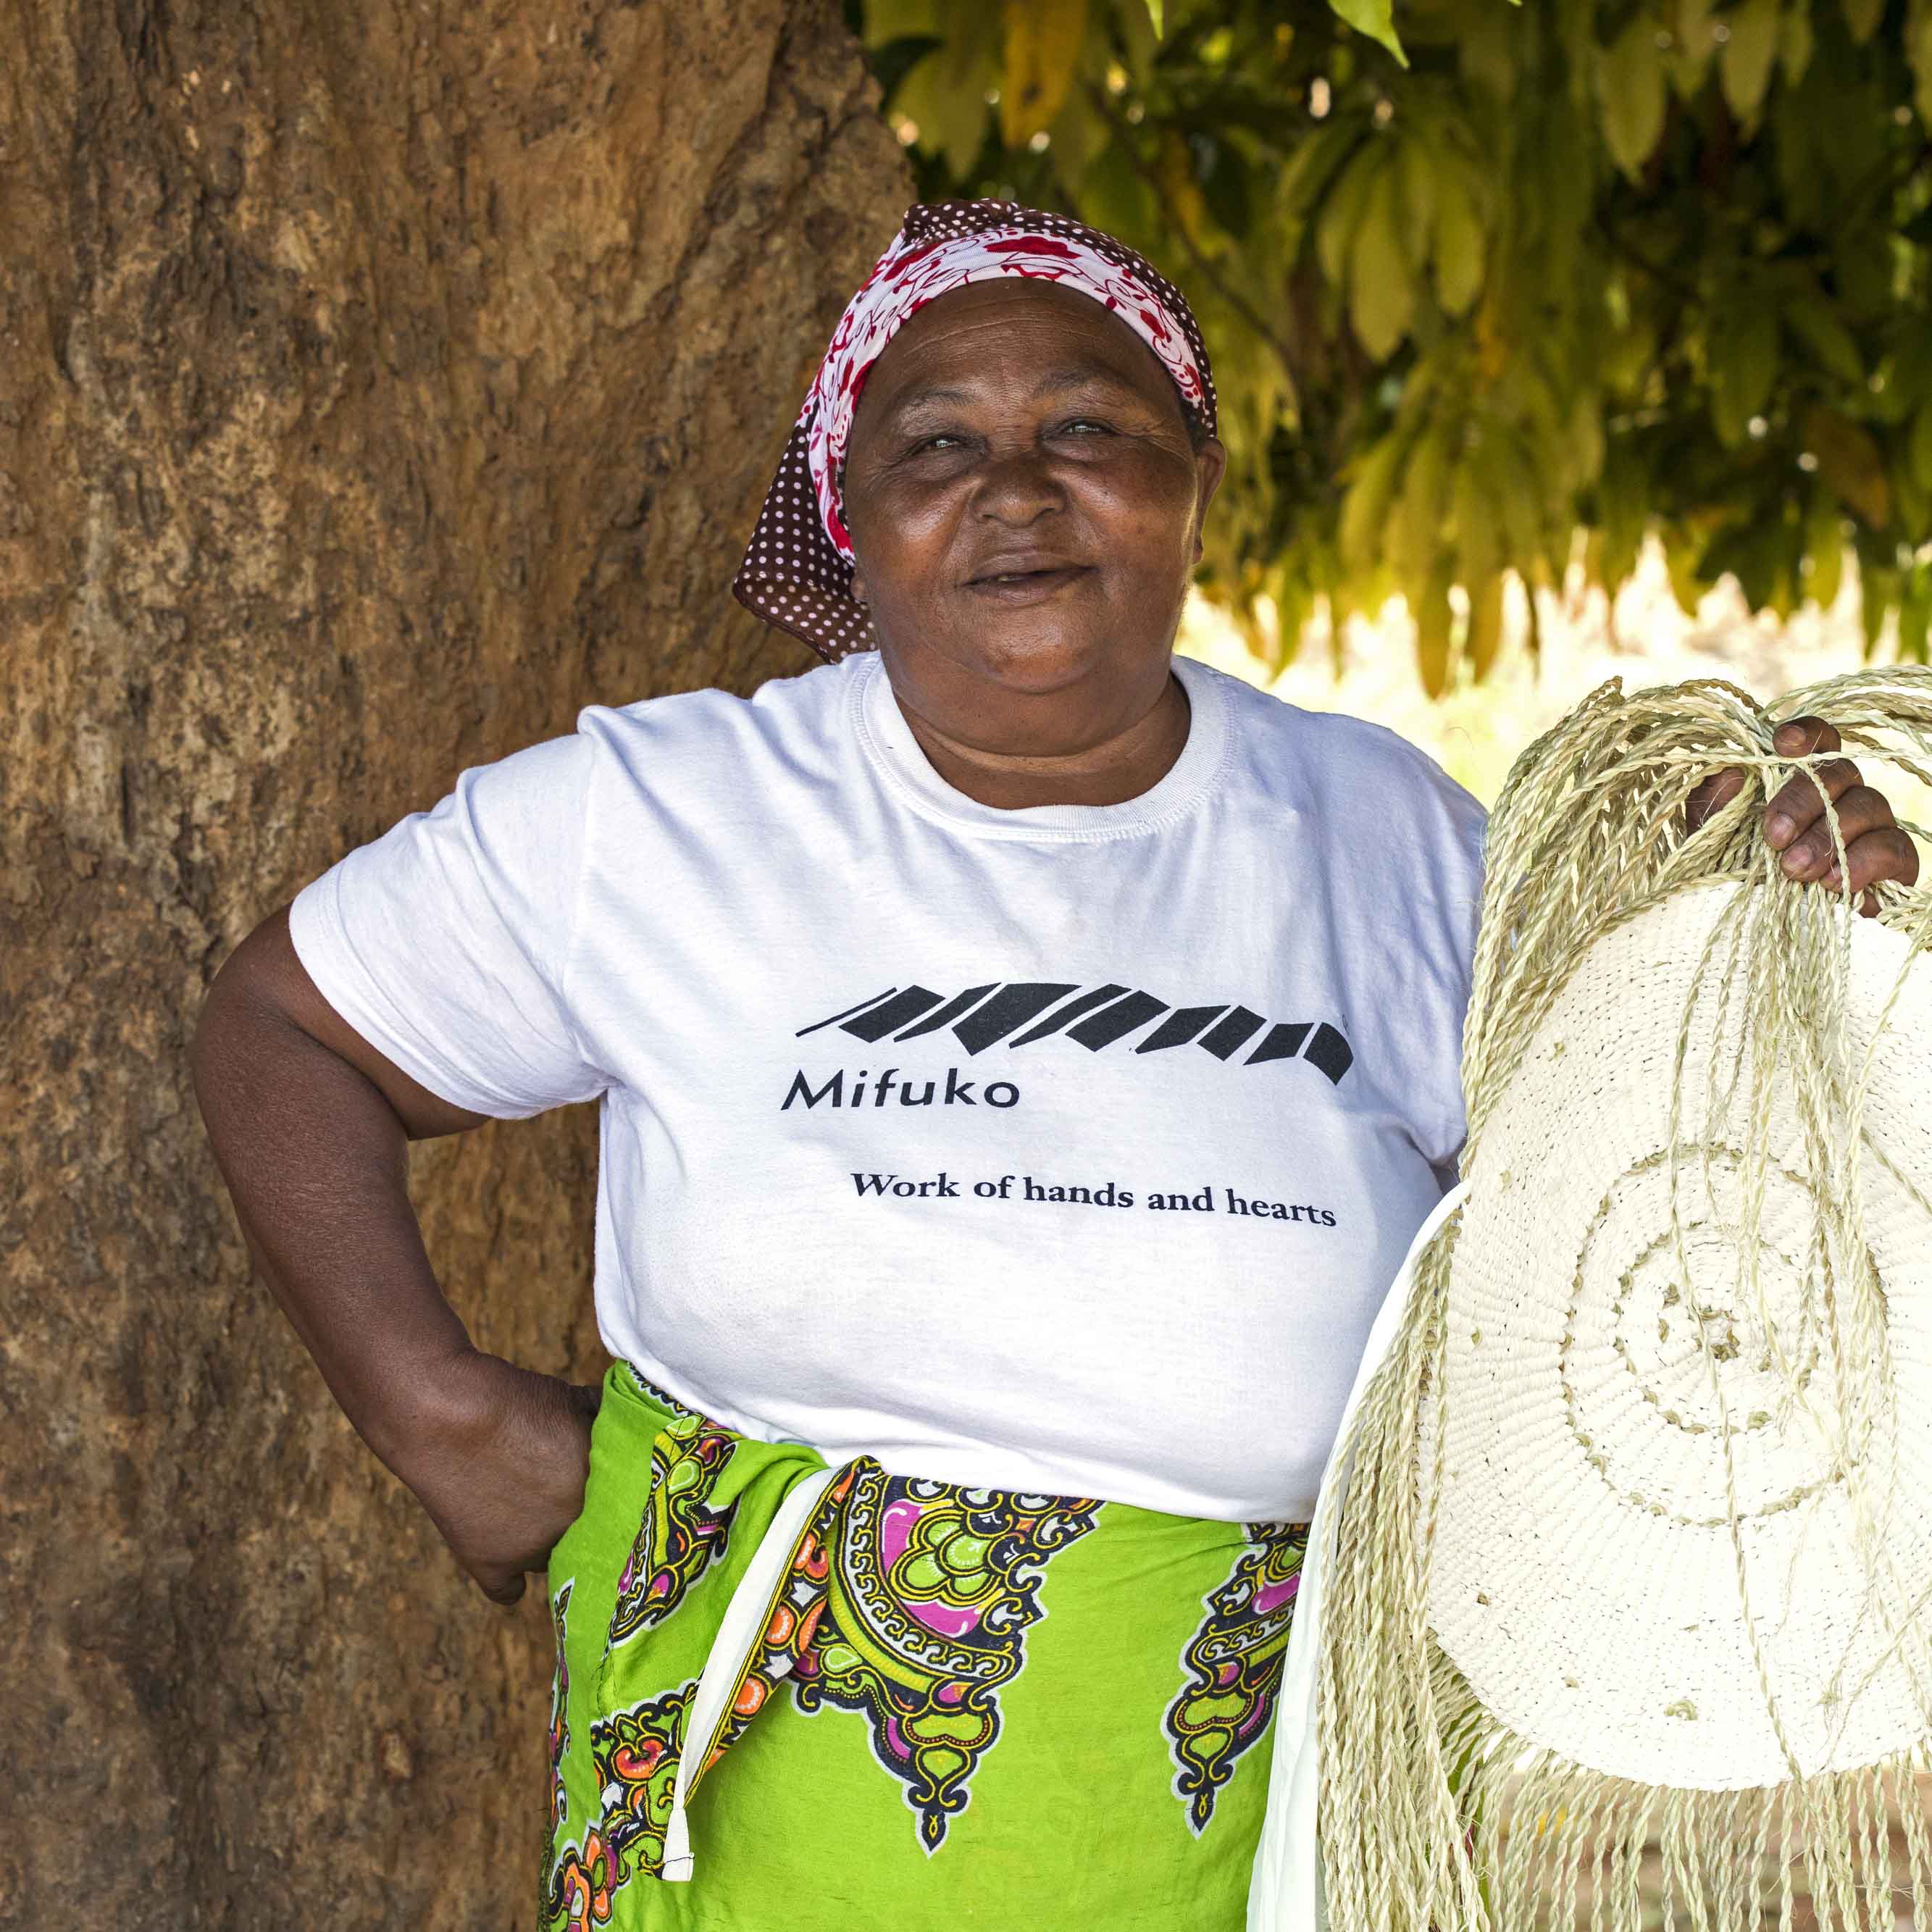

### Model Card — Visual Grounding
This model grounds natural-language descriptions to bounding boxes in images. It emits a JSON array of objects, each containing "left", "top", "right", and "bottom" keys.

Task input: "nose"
[{"left": 972, "top": 444, "right": 1066, "bottom": 524}]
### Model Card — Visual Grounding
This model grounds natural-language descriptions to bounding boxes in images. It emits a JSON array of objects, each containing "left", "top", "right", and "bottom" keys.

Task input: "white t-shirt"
[{"left": 290, "top": 651, "right": 1486, "bottom": 1521}]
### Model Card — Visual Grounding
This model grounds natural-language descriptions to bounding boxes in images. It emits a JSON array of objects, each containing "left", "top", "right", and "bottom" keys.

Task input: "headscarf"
[{"left": 731, "top": 198, "right": 1218, "bottom": 664}]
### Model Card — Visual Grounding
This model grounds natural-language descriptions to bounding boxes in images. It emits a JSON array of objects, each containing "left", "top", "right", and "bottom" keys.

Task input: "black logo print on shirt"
[{"left": 796, "top": 982, "right": 1354, "bottom": 1084}]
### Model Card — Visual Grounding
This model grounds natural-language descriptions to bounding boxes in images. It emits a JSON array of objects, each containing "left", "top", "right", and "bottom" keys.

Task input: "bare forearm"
[
  {"left": 191, "top": 910, "right": 599, "bottom": 1605},
  {"left": 190, "top": 957, "right": 476, "bottom": 1471}
]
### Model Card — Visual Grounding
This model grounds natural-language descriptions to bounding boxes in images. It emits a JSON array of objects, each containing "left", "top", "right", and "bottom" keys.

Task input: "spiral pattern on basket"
[{"left": 1560, "top": 1148, "right": 1843, "bottom": 1529}]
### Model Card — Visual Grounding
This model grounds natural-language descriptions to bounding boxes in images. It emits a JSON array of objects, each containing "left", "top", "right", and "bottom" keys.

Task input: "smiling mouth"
[{"left": 966, "top": 565, "right": 1094, "bottom": 593}]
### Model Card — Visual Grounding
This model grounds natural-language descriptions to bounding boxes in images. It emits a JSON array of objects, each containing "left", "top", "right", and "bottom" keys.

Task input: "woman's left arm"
[{"left": 1688, "top": 715, "right": 1921, "bottom": 906}]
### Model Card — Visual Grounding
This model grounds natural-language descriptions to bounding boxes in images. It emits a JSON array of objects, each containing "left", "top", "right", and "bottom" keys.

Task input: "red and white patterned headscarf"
[{"left": 732, "top": 199, "right": 1218, "bottom": 664}]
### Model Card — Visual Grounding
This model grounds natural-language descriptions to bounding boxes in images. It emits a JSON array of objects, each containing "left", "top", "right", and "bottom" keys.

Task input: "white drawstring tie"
[{"left": 660, "top": 1463, "right": 842, "bottom": 1883}]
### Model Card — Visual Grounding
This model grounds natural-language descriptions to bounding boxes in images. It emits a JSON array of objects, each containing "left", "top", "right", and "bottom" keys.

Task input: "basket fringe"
[{"left": 1317, "top": 667, "right": 1932, "bottom": 1930}]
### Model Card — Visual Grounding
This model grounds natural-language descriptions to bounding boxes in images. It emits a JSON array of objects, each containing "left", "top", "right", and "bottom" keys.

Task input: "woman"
[{"left": 191, "top": 199, "right": 1918, "bottom": 1931}]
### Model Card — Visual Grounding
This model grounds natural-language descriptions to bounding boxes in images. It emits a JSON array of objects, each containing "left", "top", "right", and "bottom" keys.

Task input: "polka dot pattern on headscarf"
[{"left": 731, "top": 199, "right": 1218, "bottom": 664}]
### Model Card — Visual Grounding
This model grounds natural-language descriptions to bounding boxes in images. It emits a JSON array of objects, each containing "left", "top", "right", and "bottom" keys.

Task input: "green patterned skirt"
[{"left": 539, "top": 1362, "right": 1308, "bottom": 1931}]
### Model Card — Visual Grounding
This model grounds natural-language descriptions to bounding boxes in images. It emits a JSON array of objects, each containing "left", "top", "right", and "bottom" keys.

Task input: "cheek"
[
  {"left": 849, "top": 479, "right": 952, "bottom": 582},
  {"left": 1090, "top": 469, "right": 1198, "bottom": 575}
]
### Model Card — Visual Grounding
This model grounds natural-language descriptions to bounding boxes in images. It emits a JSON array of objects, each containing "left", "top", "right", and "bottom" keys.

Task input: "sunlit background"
[{"left": 1185, "top": 549, "right": 1932, "bottom": 833}]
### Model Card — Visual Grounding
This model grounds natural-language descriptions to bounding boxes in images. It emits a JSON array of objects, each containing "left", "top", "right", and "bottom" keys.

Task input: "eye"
[
  {"left": 1057, "top": 417, "right": 1114, "bottom": 435},
  {"left": 908, "top": 432, "right": 965, "bottom": 454}
]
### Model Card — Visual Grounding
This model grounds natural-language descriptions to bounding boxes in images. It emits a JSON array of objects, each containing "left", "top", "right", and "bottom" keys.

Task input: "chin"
[{"left": 965, "top": 627, "right": 1154, "bottom": 697}]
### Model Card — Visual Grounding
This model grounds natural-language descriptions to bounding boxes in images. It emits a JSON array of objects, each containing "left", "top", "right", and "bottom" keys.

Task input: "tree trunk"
[{"left": 0, "top": 3, "right": 906, "bottom": 1923}]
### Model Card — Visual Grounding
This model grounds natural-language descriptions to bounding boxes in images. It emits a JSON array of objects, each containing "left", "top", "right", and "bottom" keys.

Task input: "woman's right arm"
[{"left": 190, "top": 905, "right": 599, "bottom": 1605}]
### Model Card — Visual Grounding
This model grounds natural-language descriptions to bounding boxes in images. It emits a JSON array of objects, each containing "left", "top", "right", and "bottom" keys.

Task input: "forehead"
[{"left": 855, "top": 277, "right": 1179, "bottom": 425}]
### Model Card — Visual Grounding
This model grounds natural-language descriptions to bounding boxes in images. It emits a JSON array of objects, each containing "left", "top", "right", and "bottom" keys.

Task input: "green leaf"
[
  {"left": 1317, "top": 148, "right": 1382, "bottom": 289},
  {"left": 1900, "top": 566, "right": 1932, "bottom": 662},
  {"left": 1710, "top": 301, "right": 1778, "bottom": 446},
  {"left": 1805, "top": 403, "right": 1894, "bottom": 530},
  {"left": 1079, "top": 141, "right": 1158, "bottom": 242},
  {"left": 1432, "top": 177, "right": 1486, "bottom": 318},
  {"left": 1892, "top": 463, "right": 1930, "bottom": 540},
  {"left": 1699, "top": 520, "right": 1776, "bottom": 609},
  {"left": 1862, "top": 565, "right": 1899, "bottom": 653},
  {"left": 1465, "top": 574, "right": 1507, "bottom": 680},
  {"left": 1805, "top": 489, "right": 1846, "bottom": 609},
  {"left": 863, "top": 0, "right": 940, "bottom": 46},
  {"left": 1414, "top": 571, "right": 1455, "bottom": 697},
  {"left": 1779, "top": 4, "right": 1815, "bottom": 87},
  {"left": 1278, "top": 126, "right": 1359, "bottom": 230},
  {"left": 1597, "top": 16, "right": 1668, "bottom": 181},
  {"left": 1448, "top": 456, "right": 1505, "bottom": 591},
  {"left": 1866, "top": 354, "right": 1925, "bottom": 427},
  {"left": 894, "top": 32, "right": 997, "bottom": 175},
  {"left": 1912, "top": 401, "right": 1932, "bottom": 493},
  {"left": 1111, "top": 0, "right": 1158, "bottom": 87},
  {"left": 1595, "top": 438, "right": 1648, "bottom": 589},
  {"left": 1665, "top": 0, "right": 1720, "bottom": 99},
  {"left": 1392, "top": 135, "right": 1437, "bottom": 258},
  {"left": 1155, "top": 127, "right": 1215, "bottom": 253},
  {"left": 1909, "top": 0, "right": 1932, "bottom": 125},
  {"left": 1001, "top": 0, "right": 1088, "bottom": 146},
  {"left": 1326, "top": 0, "right": 1408, "bottom": 67},
  {"left": 1781, "top": 293, "right": 1864, "bottom": 385},
  {"left": 1563, "top": 385, "right": 1607, "bottom": 491},
  {"left": 1339, "top": 431, "right": 1410, "bottom": 574},
  {"left": 1389, "top": 416, "right": 1456, "bottom": 584},
  {"left": 1720, "top": 0, "right": 1782, "bottom": 124},
  {"left": 1349, "top": 166, "right": 1417, "bottom": 359},
  {"left": 1492, "top": 437, "right": 1548, "bottom": 565},
  {"left": 1665, "top": 535, "right": 1709, "bottom": 616},
  {"left": 1841, "top": 0, "right": 1887, "bottom": 43},
  {"left": 871, "top": 33, "right": 945, "bottom": 108},
  {"left": 1468, "top": 433, "right": 1544, "bottom": 573},
  {"left": 1458, "top": 5, "right": 1518, "bottom": 102},
  {"left": 1047, "top": 83, "right": 1105, "bottom": 183}
]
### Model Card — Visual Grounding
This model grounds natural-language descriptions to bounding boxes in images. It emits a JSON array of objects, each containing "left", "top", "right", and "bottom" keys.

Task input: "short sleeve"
[
  {"left": 288, "top": 729, "right": 609, "bottom": 1118},
  {"left": 1421, "top": 788, "right": 1488, "bottom": 1179},
  {"left": 1309, "top": 710, "right": 1489, "bottom": 1181}
]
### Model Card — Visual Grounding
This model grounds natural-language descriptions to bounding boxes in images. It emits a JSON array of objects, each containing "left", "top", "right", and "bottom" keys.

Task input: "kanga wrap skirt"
[{"left": 539, "top": 1361, "right": 1309, "bottom": 1931}]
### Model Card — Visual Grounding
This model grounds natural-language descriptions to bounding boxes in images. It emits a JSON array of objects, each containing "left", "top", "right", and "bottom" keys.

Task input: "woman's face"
[{"left": 841, "top": 277, "right": 1224, "bottom": 756}]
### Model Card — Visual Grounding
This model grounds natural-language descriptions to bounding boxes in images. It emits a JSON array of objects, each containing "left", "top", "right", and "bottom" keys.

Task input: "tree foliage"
[{"left": 854, "top": 0, "right": 1932, "bottom": 687}]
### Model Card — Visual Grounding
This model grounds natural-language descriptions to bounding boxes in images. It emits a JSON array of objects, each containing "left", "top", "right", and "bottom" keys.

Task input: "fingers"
[
  {"left": 1816, "top": 824, "right": 1921, "bottom": 900},
  {"left": 1763, "top": 721, "right": 1857, "bottom": 850},
  {"left": 1684, "top": 766, "right": 1747, "bottom": 831},
  {"left": 1691, "top": 719, "right": 1845, "bottom": 835},
  {"left": 1774, "top": 716, "right": 1841, "bottom": 758},
  {"left": 1763, "top": 756, "right": 1863, "bottom": 848},
  {"left": 1685, "top": 715, "right": 1917, "bottom": 916},
  {"left": 1777, "top": 783, "right": 1899, "bottom": 889},
  {"left": 1772, "top": 777, "right": 1886, "bottom": 875}
]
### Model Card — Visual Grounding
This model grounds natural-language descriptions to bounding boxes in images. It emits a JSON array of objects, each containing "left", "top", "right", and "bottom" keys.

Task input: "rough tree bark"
[{"left": 0, "top": 3, "right": 906, "bottom": 1923}]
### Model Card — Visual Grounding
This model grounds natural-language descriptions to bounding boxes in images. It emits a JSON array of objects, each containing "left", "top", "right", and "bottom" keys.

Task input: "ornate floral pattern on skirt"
[
  {"left": 543, "top": 1677, "right": 698, "bottom": 1924},
  {"left": 606, "top": 1369, "right": 734, "bottom": 1650},
  {"left": 770, "top": 1466, "right": 1103, "bottom": 1851},
  {"left": 1163, "top": 1520, "right": 1308, "bottom": 1832},
  {"left": 537, "top": 1578, "right": 578, "bottom": 1924},
  {"left": 541, "top": 1821, "right": 617, "bottom": 1932},
  {"left": 542, "top": 1364, "right": 1299, "bottom": 1928},
  {"left": 590, "top": 1681, "right": 697, "bottom": 1881},
  {"left": 548, "top": 1581, "right": 575, "bottom": 1831}
]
